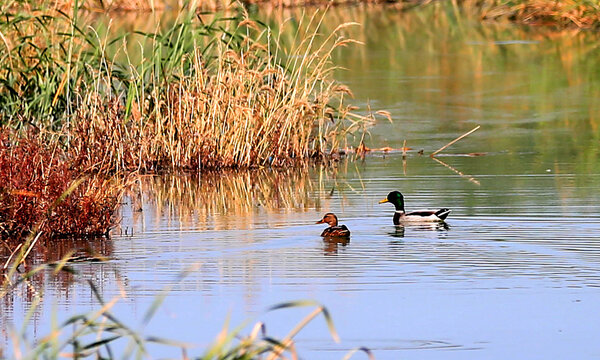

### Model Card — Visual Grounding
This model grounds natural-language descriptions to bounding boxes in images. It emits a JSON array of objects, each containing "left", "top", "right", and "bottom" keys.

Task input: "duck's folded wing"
[
  {"left": 336, "top": 225, "right": 351, "bottom": 235},
  {"left": 406, "top": 209, "right": 451, "bottom": 220},
  {"left": 405, "top": 210, "right": 438, "bottom": 217}
]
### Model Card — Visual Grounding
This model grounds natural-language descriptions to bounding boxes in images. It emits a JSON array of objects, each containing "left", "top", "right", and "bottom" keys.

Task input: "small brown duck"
[{"left": 316, "top": 213, "right": 351, "bottom": 237}]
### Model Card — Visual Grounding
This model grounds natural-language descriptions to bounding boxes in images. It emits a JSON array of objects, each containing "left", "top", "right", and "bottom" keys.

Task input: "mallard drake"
[
  {"left": 316, "top": 213, "right": 350, "bottom": 237},
  {"left": 379, "top": 191, "right": 451, "bottom": 224}
]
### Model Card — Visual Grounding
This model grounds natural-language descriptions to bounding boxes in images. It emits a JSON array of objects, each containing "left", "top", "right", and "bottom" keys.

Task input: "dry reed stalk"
[
  {"left": 2, "top": 244, "right": 23, "bottom": 271},
  {"left": 430, "top": 125, "right": 480, "bottom": 157},
  {"left": 266, "top": 306, "right": 332, "bottom": 360}
]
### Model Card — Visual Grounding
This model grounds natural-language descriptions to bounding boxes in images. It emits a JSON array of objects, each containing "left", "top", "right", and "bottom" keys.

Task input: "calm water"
[{"left": 3, "top": 4, "right": 600, "bottom": 359}]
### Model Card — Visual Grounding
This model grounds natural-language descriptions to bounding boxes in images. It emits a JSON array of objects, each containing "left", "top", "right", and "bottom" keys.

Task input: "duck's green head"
[{"left": 379, "top": 191, "right": 405, "bottom": 211}]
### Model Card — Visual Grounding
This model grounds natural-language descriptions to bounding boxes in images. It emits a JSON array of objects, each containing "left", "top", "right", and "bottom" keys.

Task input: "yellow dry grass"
[{"left": 65, "top": 13, "right": 371, "bottom": 171}]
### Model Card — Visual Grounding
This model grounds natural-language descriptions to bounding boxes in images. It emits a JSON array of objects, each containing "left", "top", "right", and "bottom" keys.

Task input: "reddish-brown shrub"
[{"left": 0, "top": 130, "right": 120, "bottom": 240}]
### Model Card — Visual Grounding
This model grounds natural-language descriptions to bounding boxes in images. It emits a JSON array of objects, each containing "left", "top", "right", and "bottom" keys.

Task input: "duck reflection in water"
[
  {"left": 322, "top": 236, "right": 350, "bottom": 255},
  {"left": 389, "top": 222, "right": 450, "bottom": 238}
]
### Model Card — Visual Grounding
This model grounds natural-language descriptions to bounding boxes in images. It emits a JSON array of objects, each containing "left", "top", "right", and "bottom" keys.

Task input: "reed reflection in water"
[{"left": 117, "top": 166, "right": 355, "bottom": 233}]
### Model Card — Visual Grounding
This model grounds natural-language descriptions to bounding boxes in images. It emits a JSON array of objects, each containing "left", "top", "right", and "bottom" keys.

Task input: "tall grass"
[
  {"left": 0, "top": 2, "right": 374, "bottom": 170},
  {"left": 69, "top": 8, "right": 371, "bottom": 170}
]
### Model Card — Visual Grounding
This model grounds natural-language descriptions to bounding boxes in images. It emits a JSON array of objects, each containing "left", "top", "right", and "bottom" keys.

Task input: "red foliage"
[{"left": 0, "top": 131, "right": 119, "bottom": 240}]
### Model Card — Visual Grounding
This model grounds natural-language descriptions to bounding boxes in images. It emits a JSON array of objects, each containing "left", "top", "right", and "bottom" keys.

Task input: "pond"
[{"left": 3, "top": 3, "right": 600, "bottom": 359}]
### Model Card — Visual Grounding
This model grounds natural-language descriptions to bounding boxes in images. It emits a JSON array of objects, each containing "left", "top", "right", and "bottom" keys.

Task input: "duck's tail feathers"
[{"left": 435, "top": 208, "right": 451, "bottom": 220}]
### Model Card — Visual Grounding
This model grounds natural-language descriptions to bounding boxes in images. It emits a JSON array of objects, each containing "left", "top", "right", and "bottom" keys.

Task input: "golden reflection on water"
[
  {"left": 0, "top": 163, "right": 353, "bottom": 332},
  {"left": 120, "top": 166, "right": 349, "bottom": 231}
]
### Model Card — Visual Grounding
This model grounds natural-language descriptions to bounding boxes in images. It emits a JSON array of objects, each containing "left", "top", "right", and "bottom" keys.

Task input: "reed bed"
[
  {"left": 72, "top": 12, "right": 370, "bottom": 170},
  {"left": 0, "top": 1, "right": 373, "bottom": 242},
  {"left": 1, "top": 2, "right": 372, "bottom": 169}
]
